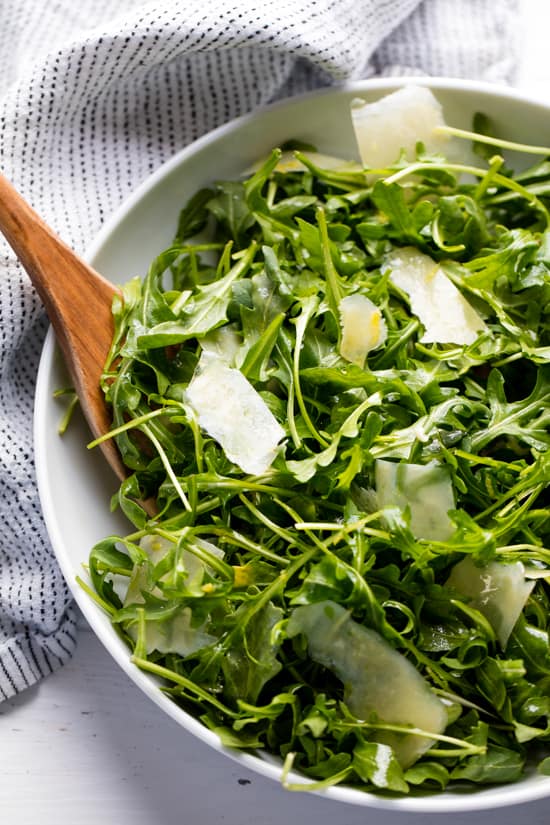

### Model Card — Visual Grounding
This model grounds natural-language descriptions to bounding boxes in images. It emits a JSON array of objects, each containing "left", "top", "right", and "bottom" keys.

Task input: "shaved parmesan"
[
  {"left": 139, "top": 534, "right": 224, "bottom": 586},
  {"left": 128, "top": 596, "right": 216, "bottom": 657},
  {"left": 124, "top": 535, "right": 225, "bottom": 605},
  {"left": 338, "top": 293, "right": 387, "bottom": 368},
  {"left": 124, "top": 535, "right": 224, "bottom": 656},
  {"left": 287, "top": 600, "right": 447, "bottom": 767},
  {"left": 446, "top": 557, "right": 535, "bottom": 648},
  {"left": 186, "top": 354, "right": 285, "bottom": 475},
  {"left": 375, "top": 459, "right": 455, "bottom": 542},
  {"left": 351, "top": 86, "right": 450, "bottom": 169},
  {"left": 384, "top": 247, "right": 488, "bottom": 345}
]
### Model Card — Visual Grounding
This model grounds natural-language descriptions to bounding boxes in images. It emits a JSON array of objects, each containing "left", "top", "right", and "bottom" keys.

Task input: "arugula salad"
[{"left": 84, "top": 86, "right": 550, "bottom": 794}]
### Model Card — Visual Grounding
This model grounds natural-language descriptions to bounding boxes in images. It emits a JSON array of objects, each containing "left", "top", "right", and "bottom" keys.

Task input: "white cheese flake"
[
  {"left": 124, "top": 535, "right": 224, "bottom": 656},
  {"left": 338, "top": 294, "right": 387, "bottom": 368},
  {"left": 186, "top": 354, "right": 285, "bottom": 475},
  {"left": 287, "top": 600, "right": 447, "bottom": 768},
  {"left": 375, "top": 459, "right": 455, "bottom": 542},
  {"left": 127, "top": 598, "right": 217, "bottom": 657},
  {"left": 371, "top": 744, "right": 392, "bottom": 788},
  {"left": 446, "top": 557, "right": 535, "bottom": 648},
  {"left": 384, "top": 246, "right": 488, "bottom": 345},
  {"left": 351, "top": 86, "right": 450, "bottom": 169}
]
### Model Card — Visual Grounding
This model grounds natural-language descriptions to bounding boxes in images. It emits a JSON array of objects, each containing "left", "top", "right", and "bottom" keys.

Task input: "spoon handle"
[{"left": 0, "top": 172, "right": 126, "bottom": 480}]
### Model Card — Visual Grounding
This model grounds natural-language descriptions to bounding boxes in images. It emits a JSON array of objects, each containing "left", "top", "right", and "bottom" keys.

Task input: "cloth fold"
[{"left": 0, "top": 0, "right": 519, "bottom": 700}]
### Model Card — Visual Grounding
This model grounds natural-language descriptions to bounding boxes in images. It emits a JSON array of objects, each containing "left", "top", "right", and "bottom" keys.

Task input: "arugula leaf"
[
  {"left": 222, "top": 602, "right": 283, "bottom": 704},
  {"left": 175, "top": 188, "right": 215, "bottom": 241},
  {"left": 370, "top": 181, "right": 425, "bottom": 245},
  {"left": 469, "top": 368, "right": 550, "bottom": 453},
  {"left": 353, "top": 741, "right": 409, "bottom": 792},
  {"left": 137, "top": 242, "right": 257, "bottom": 346}
]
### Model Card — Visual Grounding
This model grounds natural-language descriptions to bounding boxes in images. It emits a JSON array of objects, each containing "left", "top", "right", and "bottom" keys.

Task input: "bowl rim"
[{"left": 34, "top": 74, "right": 550, "bottom": 813}]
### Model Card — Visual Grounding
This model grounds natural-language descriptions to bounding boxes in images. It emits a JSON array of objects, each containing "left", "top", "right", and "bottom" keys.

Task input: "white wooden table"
[{"left": 3, "top": 3, "right": 550, "bottom": 823}]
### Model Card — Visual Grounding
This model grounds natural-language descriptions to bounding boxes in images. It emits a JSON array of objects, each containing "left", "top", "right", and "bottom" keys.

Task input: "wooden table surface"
[{"left": 3, "top": 2, "right": 550, "bottom": 823}]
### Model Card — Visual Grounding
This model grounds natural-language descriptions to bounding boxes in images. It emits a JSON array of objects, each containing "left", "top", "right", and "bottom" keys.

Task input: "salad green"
[{"left": 83, "top": 88, "right": 550, "bottom": 795}]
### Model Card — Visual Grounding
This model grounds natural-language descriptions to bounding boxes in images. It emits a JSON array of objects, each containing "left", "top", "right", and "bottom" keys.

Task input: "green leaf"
[
  {"left": 206, "top": 724, "right": 264, "bottom": 749},
  {"left": 469, "top": 367, "right": 550, "bottom": 453},
  {"left": 240, "top": 312, "right": 285, "bottom": 382},
  {"left": 507, "top": 616, "right": 550, "bottom": 678},
  {"left": 301, "top": 752, "right": 352, "bottom": 781},
  {"left": 450, "top": 746, "right": 524, "bottom": 785},
  {"left": 222, "top": 602, "right": 283, "bottom": 704},
  {"left": 291, "top": 556, "right": 385, "bottom": 627},
  {"left": 271, "top": 194, "right": 317, "bottom": 219},
  {"left": 239, "top": 267, "right": 291, "bottom": 342},
  {"left": 286, "top": 438, "right": 339, "bottom": 483},
  {"left": 335, "top": 443, "right": 364, "bottom": 490},
  {"left": 463, "top": 229, "right": 539, "bottom": 291},
  {"left": 431, "top": 195, "right": 489, "bottom": 255},
  {"left": 244, "top": 148, "right": 282, "bottom": 212},
  {"left": 176, "top": 188, "right": 215, "bottom": 241},
  {"left": 404, "top": 761, "right": 450, "bottom": 789},
  {"left": 113, "top": 474, "right": 149, "bottom": 529},
  {"left": 370, "top": 181, "right": 423, "bottom": 244},
  {"left": 137, "top": 243, "right": 257, "bottom": 346},
  {"left": 207, "top": 180, "right": 255, "bottom": 243},
  {"left": 353, "top": 741, "right": 409, "bottom": 792}
]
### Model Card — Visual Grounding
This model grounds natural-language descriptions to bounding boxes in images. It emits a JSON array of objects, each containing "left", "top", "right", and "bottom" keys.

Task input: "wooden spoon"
[{"left": 0, "top": 172, "right": 128, "bottom": 483}]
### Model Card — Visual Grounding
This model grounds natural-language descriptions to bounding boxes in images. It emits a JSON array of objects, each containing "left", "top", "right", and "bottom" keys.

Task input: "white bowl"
[{"left": 34, "top": 77, "right": 550, "bottom": 813}]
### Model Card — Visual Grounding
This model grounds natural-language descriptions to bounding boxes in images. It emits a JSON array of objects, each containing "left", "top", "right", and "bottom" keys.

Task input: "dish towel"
[{"left": 0, "top": 0, "right": 519, "bottom": 700}]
